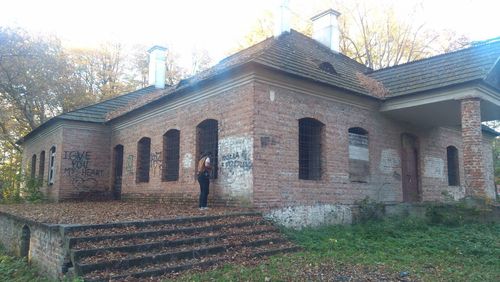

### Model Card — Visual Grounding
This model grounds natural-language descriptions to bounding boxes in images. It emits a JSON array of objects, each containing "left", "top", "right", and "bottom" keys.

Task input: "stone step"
[
  {"left": 64, "top": 212, "right": 261, "bottom": 237},
  {"left": 76, "top": 233, "right": 284, "bottom": 274},
  {"left": 71, "top": 225, "right": 278, "bottom": 262},
  {"left": 69, "top": 219, "right": 267, "bottom": 250},
  {"left": 83, "top": 240, "right": 299, "bottom": 281}
]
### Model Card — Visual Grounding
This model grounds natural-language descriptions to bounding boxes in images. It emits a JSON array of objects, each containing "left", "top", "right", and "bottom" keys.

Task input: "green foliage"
[
  {"left": 22, "top": 177, "right": 44, "bottom": 203},
  {"left": 0, "top": 244, "right": 50, "bottom": 282},
  {"left": 425, "top": 199, "right": 497, "bottom": 226},
  {"left": 0, "top": 160, "right": 23, "bottom": 203},
  {"left": 0, "top": 243, "right": 82, "bottom": 282},
  {"left": 355, "top": 197, "right": 385, "bottom": 223},
  {"left": 1, "top": 172, "right": 44, "bottom": 204}
]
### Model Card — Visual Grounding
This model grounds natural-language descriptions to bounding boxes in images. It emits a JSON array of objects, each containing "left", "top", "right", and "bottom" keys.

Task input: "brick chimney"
[
  {"left": 148, "top": 45, "right": 167, "bottom": 89},
  {"left": 311, "top": 9, "right": 341, "bottom": 53}
]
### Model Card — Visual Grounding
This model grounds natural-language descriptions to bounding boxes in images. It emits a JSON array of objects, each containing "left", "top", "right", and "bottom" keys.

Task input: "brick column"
[{"left": 461, "top": 98, "right": 487, "bottom": 197}]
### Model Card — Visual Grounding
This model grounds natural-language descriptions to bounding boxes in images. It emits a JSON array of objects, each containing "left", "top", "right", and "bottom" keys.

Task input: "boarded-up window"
[
  {"left": 30, "top": 154, "right": 37, "bottom": 179},
  {"left": 299, "top": 118, "right": 323, "bottom": 180},
  {"left": 197, "top": 119, "right": 218, "bottom": 179},
  {"left": 163, "top": 129, "right": 180, "bottom": 181},
  {"left": 39, "top": 151, "right": 45, "bottom": 182},
  {"left": 447, "top": 146, "right": 460, "bottom": 186},
  {"left": 348, "top": 127, "right": 369, "bottom": 182},
  {"left": 136, "top": 137, "right": 151, "bottom": 183},
  {"left": 48, "top": 146, "right": 56, "bottom": 185}
]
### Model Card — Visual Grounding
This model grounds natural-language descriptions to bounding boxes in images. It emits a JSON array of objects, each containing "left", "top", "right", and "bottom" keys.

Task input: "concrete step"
[
  {"left": 64, "top": 213, "right": 298, "bottom": 281},
  {"left": 64, "top": 212, "right": 261, "bottom": 237},
  {"left": 83, "top": 240, "right": 299, "bottom": 281},
  {"left": 71, "top": 225, "right": 277, "bottom": 263},
  {"left": 68, "top": 218, "right": 265, "bottom": 250}
]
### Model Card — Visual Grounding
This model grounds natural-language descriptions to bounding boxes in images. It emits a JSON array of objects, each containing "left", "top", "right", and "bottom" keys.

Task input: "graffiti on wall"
[
  {"left": 63, "top": 151, "right": 103, "bottom": 191},
  {"left": 183, "top": 153, "right": 193, "bottom": 169},
  {"left": 126, "top": 155, "right": 135, "bottom": 175},
  {"left": 219, "top": 136, "right": 253, "bottom": 198},
  {"left": 150, "top": 151, "right": 163, "bottom": 176}
]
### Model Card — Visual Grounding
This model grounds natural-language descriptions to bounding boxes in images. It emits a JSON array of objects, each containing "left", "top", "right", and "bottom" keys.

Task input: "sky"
[{"left": 1, "top": 0, "right": 499, "bottom": 67}]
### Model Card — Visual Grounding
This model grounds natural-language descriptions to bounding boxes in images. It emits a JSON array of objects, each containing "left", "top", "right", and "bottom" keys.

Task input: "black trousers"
[{"left": 198, "top": 173, "right": 209, "bottom": 208}]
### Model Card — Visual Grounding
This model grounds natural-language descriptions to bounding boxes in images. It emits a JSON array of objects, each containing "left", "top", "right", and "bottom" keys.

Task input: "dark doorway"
[
  {"left": 197, "top": 119, "right": 218, "bottom": 179},
  {"left": 113, "top": 145, "right": 124, "bottom": 200},
  {"left": 20, "top": 225, "right": 30, "bottom": 258},
  {"left": 401, "top": 133, "right": 420, "bottom": 202}
]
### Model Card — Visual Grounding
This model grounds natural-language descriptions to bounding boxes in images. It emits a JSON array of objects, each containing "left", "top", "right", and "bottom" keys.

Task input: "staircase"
[{"left": 62, "top": 212, "right": 299, "bottom": 281}]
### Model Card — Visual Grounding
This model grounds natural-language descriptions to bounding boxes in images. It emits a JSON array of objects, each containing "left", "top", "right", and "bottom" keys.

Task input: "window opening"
[
  {"left": 299, "top": 118, "right": 323, "bottom": 180},
  {"left": 163, "top": 129, "right": 180, "bottom": 181}
]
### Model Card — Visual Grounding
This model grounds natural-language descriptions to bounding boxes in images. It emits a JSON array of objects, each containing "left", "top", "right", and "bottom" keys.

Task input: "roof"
[
  {"left": 17, "top": 86, "right": 160, "bottom": 143},
  {"left": 482, "top": 125, "right": 500, "bottom": 136},
  {"left": 58, "top": 86, "right": 160, "bottom": 123},
  {"left": 19, "top": 30, "right": 500, "bottom": 143},
  {"left": 368, "top": 38, "right": 500, "bottom": 97},
  {"left": 174, "top": 30, "right": 372, "bottom": 96}
]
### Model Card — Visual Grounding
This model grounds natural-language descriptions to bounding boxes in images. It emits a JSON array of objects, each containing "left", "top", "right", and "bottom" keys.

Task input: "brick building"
[{"left": 19, "top": 10, "right": 500, "bottom": 225}]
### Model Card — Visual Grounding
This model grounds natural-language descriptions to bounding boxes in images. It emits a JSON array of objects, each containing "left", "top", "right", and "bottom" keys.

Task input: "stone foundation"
[
  {"left": 0, "top": 212, "right": 66, "bottom": 280},
  {"left": 264, "top": 204, "right": 353, "bottom": 229}
]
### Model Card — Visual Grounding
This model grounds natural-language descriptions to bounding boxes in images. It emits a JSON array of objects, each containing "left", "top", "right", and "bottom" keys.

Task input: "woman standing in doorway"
[{"left": 197, "top": 152, "right": 212, "bottom": 210}]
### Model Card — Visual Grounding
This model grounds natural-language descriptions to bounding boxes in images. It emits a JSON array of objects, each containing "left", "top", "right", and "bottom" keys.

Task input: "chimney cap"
[
  {"left": 311, "top": 9, "right": 341, "bottom": 21},
  {"left": 148, "top": 45, "right": 167, "bottom": 53}
]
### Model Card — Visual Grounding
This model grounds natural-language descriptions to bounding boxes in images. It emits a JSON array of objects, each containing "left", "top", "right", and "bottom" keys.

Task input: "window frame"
[
  {"left": 136, "top": 137, "right": 151, "bottom": 183},
  {"left": 162, "top": 129, "right": 180, "bottom": 182},
  {"left": 298, "top": 118, "right": 324, "bottom": 180}
]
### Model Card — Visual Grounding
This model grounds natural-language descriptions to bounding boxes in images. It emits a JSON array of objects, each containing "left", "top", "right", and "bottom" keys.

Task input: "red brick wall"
[
  {"left": 21, "top": 69, "right": 496, "bottom": 205},
  {"left": 252, "top": 78, "right": 407, "bottom": 208},
  {"left": 58, "top": 122, "right": 111, "bottom": 199},
  {"left": 461, "top": 98, "right": 490, "bottom": 198},
  {"left": 110, "top": 76, "right": 255, "bottom": 205},
  {"left": 251, "top": 72, "right": 496, "bottom": 208},
  {"left": 22, "top": 123, "right": 64, "bottom": 201}
]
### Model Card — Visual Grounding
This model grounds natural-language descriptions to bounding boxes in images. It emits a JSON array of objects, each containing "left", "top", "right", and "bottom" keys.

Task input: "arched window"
[
  {"left": 39, "top": 151, "right": 45, "bottom": 182},
  {"left": 48, "top": 146, "right": 56, "bottom": 185},
  {"left": 163, "top": 129, "right": 180, "bottom": 181},
  {"left": 447, "top": 146, "right": 460, "bottom": 186},
  {"left": 299, "top": 118, "right": 324, "bottom": 180},
  {"left": 136, "top": 137, "right": 151, "bottom": 183},
  {"left": 30, "top": 154, "right": 37, "bottom": 179},
  {"left": 348, "top": 127, "right": 369, "bottom": 182},
  {"left": 197, "top": 119, "right": 218, "bottom": 179}
]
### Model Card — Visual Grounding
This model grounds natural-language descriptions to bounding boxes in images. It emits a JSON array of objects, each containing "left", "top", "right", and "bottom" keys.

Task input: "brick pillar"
[{"left": 461, "top": 98, "right": 487, "bottom": 197}]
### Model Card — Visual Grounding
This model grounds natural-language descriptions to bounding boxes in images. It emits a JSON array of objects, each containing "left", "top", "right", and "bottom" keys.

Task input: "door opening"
[{"left": 401, "top": 133, "right": 420, "bottom": 202}]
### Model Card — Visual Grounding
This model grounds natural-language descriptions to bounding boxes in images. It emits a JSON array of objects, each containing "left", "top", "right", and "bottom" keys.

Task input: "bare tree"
[
  {"left": 236, "top": 1, "right": 469, "bottom": 70},
  {"left": 68, "top": 42, "right": 134, "bottom": 101},
  {"left": 190, "top": 47, "right": 212, "bottom": 75}
]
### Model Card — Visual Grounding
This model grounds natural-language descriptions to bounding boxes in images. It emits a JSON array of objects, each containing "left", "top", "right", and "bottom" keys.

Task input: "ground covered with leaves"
[
  {"left": 0, "top": 201, "right": 250, "bottom": 224},
  {"left": 178, "top": 219, "right": 499, "bottom": 282}
]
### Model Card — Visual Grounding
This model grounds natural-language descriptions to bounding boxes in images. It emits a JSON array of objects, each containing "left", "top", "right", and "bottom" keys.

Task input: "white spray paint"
[
  {"left": 264, "top": 204, "right": 352, "bottom": 229},
  {"left": 218, "top": 136, "right": 253, "bottom": 199},
  {"left": 182, "top": 153, "right": 193, "bottom": 169}
]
